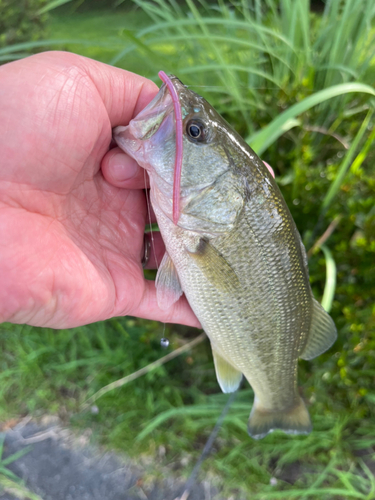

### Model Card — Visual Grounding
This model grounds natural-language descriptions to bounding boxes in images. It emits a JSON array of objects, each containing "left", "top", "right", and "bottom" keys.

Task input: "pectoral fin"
[
  {"left": 212, "top": 348, "right": 242, "bottom": 393},
  {"left": 155, "top": 252, "right": 183, "bottom": 310},
  {"left": 187, "top": 238, "right": 240, "bottom": 293},
  {"left": 300, "top": 298, "right": 337, "bottom": 360}
]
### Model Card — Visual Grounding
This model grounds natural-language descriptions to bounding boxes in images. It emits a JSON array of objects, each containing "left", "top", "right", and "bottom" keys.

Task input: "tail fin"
[{"left": 248, "top": 397, "right": 312, "bottom": 440}]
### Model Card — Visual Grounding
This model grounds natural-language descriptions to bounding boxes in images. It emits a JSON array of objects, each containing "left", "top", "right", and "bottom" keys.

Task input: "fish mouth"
[
  {"left": 115, "top": 83, "right": 173, "bottom": 136},
  {"left": 113, "top": 73, "right": 190, "bottom": 227},
  {"left": 113, "top": 81, "right": 175, "bottom": 167}
]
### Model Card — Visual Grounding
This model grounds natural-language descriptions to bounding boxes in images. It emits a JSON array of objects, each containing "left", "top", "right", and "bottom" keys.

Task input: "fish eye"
[
  {"left": 189, "top": 124, "right": 200, "bottom": 137},
  {"left": 186, "top": 119, "right": 207, "bottom": 142}
]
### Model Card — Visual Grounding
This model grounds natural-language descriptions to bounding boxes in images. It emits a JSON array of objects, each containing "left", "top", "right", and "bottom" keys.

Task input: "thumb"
[
  {"left": 80, "top": 53, "right": 159, "bottom": 127},
  {"left": 136, "top": 280, "right": 202, "bottom": 329},
  {"left": 32, "top": 51, "right": 159, "bottom": 128}
]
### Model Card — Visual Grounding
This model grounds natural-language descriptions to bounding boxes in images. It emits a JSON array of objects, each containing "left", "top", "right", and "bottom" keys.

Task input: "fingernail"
[{"left": 110, "top": 153, "right": 139, "bottom": 181}]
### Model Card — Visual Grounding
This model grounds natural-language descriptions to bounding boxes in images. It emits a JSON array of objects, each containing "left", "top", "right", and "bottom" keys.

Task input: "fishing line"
[
  {"left": 177, "top": 391, "right": 237, "bottom": 500},
  {"left": 143, "top": 169, "right": 170, "bottom": 348},
  {"left": 144, "top": 169, "right": 159, "bottom": 269}
]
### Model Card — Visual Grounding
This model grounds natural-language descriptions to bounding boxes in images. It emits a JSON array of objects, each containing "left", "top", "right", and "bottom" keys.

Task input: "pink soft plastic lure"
[{"left": 158, "top": 71, "right": 183, "bottom": 225}]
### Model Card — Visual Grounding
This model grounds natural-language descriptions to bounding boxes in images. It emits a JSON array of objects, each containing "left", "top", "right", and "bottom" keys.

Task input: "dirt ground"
[{"left": 0, "top": 419, "right": 224, "bottom": 500}]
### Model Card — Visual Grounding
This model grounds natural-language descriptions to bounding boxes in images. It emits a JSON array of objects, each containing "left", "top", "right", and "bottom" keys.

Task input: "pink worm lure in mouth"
[{"left": 158, "top": 71, "right": 183, "bottom": 225}]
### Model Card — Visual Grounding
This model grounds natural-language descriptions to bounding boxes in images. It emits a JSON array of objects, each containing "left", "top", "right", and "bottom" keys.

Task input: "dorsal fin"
[{"left": 300, "top": 299, "right": 337, "bottom": 360}]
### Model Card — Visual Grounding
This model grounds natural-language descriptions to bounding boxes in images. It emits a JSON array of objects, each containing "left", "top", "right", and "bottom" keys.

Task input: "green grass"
[
  {"left": 1, "top": 0, "right": 375, "bottom": 498},
  {"left": 0, "top": 319, "right": 215, "bottom": 450},
  {"left": 1, "top": 319, "right": 375, "bottom": 498},
  {"left": 0, "top": 435, "right": 41, "bottom": 499},
  {"left": 47, "top": 7, "right": 150, "bottom": 64},
  {"left": 106, "top": 0, "right": 375, "bottom": 134}
]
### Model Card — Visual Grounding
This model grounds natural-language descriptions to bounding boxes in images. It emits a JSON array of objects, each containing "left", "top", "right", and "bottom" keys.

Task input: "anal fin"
[
  {"left": 300, "top": 298, "right": 337, "bottom": 360},
  {"left": 248, "top": 396, "right": 312, "bottom": 440},
  {"left": 212, "top": 347, "right": 242, "bottom": 393},
  {"left": 155, "top": 252, "right": 183, "bottom": 310}
]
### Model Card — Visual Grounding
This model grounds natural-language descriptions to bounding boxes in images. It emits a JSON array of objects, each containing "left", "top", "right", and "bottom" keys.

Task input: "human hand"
[{"left": 0, "top": 51, "right": 200, "bottom": 329}]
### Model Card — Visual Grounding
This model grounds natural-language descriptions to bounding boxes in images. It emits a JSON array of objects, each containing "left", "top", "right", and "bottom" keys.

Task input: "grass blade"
[
  {"left": 247, "top": 83, "right": 375, "bottom": 155},
  {"left": 179, "top": 64, "right": 280, "bottom": 86},
  {"left": 138, "top": 17, "right": 297, "bottom": 50},
  {"left": 0, "top": 476, "right": 44, "bottom": 500},
  {"left": 321, "top": 109, "right": 373, "bottom": 212},
  {"left": 320, "top": 245, "right": 336, "bottom": 313},
  {"left": 350, "top": 121, "right": 375, "bottom": 176},
  {"left": 38, "top": 0, "right": 74, "bottom": 13},
  {"left": 1, "top": 447, "right": 32, "bottom": 467},
  {"left": 0, "top": 39, "right": 121, "bottom": 57},
  {"left": 254, "top": 488, "right": 367, "bottom": 499},
  {"left": 137, "top": 406, "right": 223, "bottom": 441},
  {"left": 84, "top": 333, "right": 206, "bottom": 406}
]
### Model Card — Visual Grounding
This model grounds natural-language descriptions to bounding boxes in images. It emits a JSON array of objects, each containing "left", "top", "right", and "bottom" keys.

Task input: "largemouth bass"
[{"left": 114, "top": 74, "right": 337, "bottom": 439}]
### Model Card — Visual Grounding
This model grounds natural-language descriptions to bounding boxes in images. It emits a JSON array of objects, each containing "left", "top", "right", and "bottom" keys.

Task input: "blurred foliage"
[
  {"left": 0, "top": 0, "right": 375, "bottom": 498},
  {"left": 103, "top": 1, "right": 375, "bottom": 431},
  {"left": 0, "top": 0, "right": 48, "bottom": 49},
  {"left": 109, "top": 0, "right": 375, "bottom": 136},
  {"left": 0, "top": 319, "right": 216, "bottom": 452}
]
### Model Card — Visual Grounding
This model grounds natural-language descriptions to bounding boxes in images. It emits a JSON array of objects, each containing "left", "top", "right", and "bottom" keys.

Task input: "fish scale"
[{"left": 114, "top": 73, "right": 337, "bottom": 439}]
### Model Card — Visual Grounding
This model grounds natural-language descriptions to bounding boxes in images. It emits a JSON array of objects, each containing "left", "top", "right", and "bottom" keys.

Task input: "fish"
[{"left": 113, "top": 74, "right": 337, "bottom": 439}]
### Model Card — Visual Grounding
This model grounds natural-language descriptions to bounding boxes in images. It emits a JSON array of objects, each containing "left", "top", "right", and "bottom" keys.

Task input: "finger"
[
  {"left": 102, "top": 147, "right": 150, "bottom": 189},
  {"left": 27, "top": 52, "right": 158, "bottom": 128},
  {"left": 80, "top": 54, "right": 159, "bottom": 126},
  {"left": 143, "top": 232, "right": 165, "bottom": 269},
  {"left": 138, "top": 280, "right": 202, "bottom": 328}
]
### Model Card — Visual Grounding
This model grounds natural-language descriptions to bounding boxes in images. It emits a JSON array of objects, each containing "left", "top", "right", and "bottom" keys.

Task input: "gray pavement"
[{"left": 0, "top": 420, "right": 224, "bottom": 500}]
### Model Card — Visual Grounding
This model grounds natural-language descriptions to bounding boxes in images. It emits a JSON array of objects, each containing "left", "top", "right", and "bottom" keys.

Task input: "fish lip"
[
  {"left": 112, "top": 82, "right": 175, "bottom": 167},
  {"left": 134, "top": 84, "right": 173, "bottom": 125},
  {"left": 112, "top": 125, "right": 142, "bottom": 157}
]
